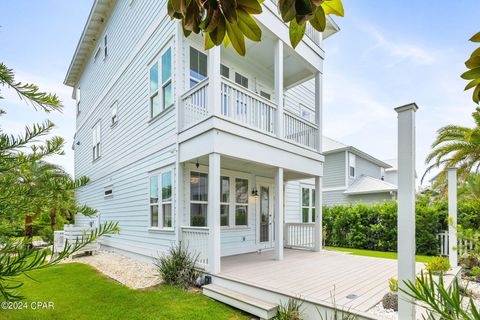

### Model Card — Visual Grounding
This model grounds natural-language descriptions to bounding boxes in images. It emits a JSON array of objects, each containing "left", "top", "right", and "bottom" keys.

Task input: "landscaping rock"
[{"left": 382, "top": 292, "right": 398, "bottom": 311}]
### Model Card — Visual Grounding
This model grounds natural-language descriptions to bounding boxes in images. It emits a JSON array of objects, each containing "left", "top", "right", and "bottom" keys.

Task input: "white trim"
[
  {"left": 300, "top": 184, "right": 316, "bottom": 223},
  {"left": 148, "top": 165, "right": 175, "bottom": 230},
  {"left": 322, "top": 186, "right": 346, "bottom": 192},
  {"left": 255, "top": 176, "right": 275, "bottom": 248},
  {"left": 148, "top": 43, "right": 173, "bottom": 119}
]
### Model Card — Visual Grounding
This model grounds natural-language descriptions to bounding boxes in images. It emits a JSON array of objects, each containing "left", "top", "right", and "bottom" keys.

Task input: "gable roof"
[
  {"left": 382, "top": 158, "right": 398, "bottom": 172},
  {"left": 343, "top": 175, "right": 397, "bottom": 195},
  {"left": 322, "top": 136, "right": 392, "bottom": 169}
]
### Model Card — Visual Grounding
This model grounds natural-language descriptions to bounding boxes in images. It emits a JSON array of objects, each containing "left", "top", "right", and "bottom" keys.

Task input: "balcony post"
[
  {"left": 314, "top": 72, "right": 322, "bottom": 152},
  {"left": 274, "top": 167, "right": 284, "bottom": 260},
  {"left": 314, "top": 176, "right": 323, "bottom": 251},
  {"left": 207, "top": 153, "right": 221, "bottom": 274},
  {"left": 274, "top": 39, "right": 284, "bottom": 138},
  {"left": 175, "top": 21, "right": 185, "bottom": 131},
  {"left": 208, "top": 46, "right": 221, "bottom": 116}
]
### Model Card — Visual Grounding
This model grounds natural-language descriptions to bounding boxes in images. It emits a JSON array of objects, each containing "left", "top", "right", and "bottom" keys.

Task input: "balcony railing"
[
  {"left": 179, "top": 79, "right": 319, "bottom": 151},
  {"left": 285, "top": 223, "right": 315, "bottom": 250},
  {"left": 181, "top": 226, "right": 209, "bottom": 269}
]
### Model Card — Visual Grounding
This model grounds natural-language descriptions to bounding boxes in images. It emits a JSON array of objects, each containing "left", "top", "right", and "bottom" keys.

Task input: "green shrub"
[
  {"left": 274, "top": 298, "right": 303, "bottom": 320},
  {"left": 389, "top": 278, "right": 398, "bottom": 293},
  {"left": 471, "top": 266, "right": 480, "bottom": 277},
  {"left": 155, "top": 244, "right": 198, "bottom": 290},
  {"left": 460, "top": 254, "right": 480, "bottom": 269},
  {"left": 425, "top": 256, "right": 451, "bottom": 274}
]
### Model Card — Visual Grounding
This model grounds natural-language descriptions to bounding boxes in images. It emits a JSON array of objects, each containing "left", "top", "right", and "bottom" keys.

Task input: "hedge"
[{"left": 322, "top": 197, "right": 480, "bottom": 256}]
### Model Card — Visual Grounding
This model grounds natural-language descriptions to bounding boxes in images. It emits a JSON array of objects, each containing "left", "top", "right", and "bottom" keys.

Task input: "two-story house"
[{"left": 65, "top": 0, "right": 339, "bottom": 274}]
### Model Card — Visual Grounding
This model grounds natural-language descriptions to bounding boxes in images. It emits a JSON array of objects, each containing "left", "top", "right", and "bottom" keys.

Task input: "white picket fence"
[
  {"left": 285, "top": 223, "right": 315, "bottom": 250},
  {"left": 53, "top": 225, "right": 99, "bottom": 255},
  {"left": 437, "top": 231, "right": 475, "bottom": 256}
]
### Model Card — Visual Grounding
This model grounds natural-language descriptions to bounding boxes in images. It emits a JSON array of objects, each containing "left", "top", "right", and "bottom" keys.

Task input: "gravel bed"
[{"left": 65, "top": 251, "right": 161, "bottom": 289}]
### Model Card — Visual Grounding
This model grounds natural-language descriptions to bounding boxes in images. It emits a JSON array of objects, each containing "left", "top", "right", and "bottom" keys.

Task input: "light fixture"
[
  {"left": 195, "top": 159, "right": 200, "bottom": 168},
  {"left": 251, "top": 188, "right": 258, "bottom": 197}
]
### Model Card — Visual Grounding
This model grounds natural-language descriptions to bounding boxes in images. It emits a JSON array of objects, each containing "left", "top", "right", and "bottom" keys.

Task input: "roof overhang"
[
  {"left": 64, "top": 0, "right": 116, "bottom": 88},
  {"left": 323, "top": 16, "right": 340, "bottom": 40},
  {"left": 344, "top": 188, "right": 397, "bottom": 196}
]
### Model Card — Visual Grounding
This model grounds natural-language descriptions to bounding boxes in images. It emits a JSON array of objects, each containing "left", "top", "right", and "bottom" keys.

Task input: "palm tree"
[
  {"left": 458, "top": 173, "right": 480, "bottom": 200},
  {"left": 423, "top": 107, "right": 480, "bottom": 194}
]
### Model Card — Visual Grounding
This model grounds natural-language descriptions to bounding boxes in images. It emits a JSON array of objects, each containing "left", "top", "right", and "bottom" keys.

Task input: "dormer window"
[{"left": 349, "top": 153, "right": 356, "bottom": 178}]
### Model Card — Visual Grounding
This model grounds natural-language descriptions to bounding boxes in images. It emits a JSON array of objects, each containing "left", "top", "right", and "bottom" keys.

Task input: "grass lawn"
[
  {"left": 0, "top": 263, "right": 248, "bottom": 320},
  {"left": 326, "top": 246, "right": 433, "bottom": 263}
]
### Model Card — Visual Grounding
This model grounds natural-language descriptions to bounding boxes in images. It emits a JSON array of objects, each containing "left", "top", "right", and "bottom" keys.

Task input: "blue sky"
[{"left": 0, "top": 1, "right": 479, "bottom": 185}]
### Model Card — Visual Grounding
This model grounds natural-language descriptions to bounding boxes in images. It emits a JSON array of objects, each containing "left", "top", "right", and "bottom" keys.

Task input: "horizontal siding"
[
  {"left": 285, "top": 181, "right": 301, "bottom": 223},
  {"left": 284, "top": 79, "right": 315, "bottom": 116},
  {"left": 323, "top": 190, "right": 349, "bottom": 207},
  {"left": 356, "top": 156, "right": 382, "bottom": 180},
  {"left": 323, "top": 152, "right": 345, "bottom": 188}
]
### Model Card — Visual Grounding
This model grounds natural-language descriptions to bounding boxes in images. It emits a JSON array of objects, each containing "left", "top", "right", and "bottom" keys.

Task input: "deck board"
[{"left": 219, "top": 249, "right": 424, "bottom": 313}]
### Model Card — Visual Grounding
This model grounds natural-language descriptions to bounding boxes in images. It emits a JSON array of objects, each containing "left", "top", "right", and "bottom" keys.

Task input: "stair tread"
[{"left": 203, "top": 284, "right": 277, "bottom": 311}]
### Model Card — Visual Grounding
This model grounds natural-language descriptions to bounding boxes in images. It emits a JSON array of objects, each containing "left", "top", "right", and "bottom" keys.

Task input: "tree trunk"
[
  {"left": 24, "top": 215, "right": 33, "bottom": 248},
  {"left": 50, "top": 207, "right": 57, "bottom": 230}
]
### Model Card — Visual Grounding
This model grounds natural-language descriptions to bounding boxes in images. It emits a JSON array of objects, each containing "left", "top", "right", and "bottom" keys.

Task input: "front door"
[{"left": 257, "top": 180, "right": 274, "bottom": 248}]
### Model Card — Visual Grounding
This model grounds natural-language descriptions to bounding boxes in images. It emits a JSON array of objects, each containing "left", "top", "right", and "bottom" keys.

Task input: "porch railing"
[
  {"left": 221, "top": 78, "right": 276, "bottom": 134},
  {"left": 285, "top": 223, "right": 315, "bottom": 250},
  {"left": 284, "top": 110, "right": 318, "bottom": 149},
  {"left": 179, "top": 79, "right": 209, "bottom": 130},
  {"left": 181, "top": 226, "right": 209, "bottom": 269},
  {"left": 437, "top": 231, "right": 475, "bottom": 256}
]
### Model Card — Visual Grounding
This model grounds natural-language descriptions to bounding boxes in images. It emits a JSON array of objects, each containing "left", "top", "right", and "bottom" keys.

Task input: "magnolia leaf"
[
  {"left": 470, "top": 32, "right": 480, "bottom": 43},
  {"left": 220, "top": 0, "right": 238, "bottom": 23},
  {"left": 182, "top": 20, "right": 192, "bottom": 37},
  {"left": 223, "top": 33, "right": 231, "bottom": 48},
  {"left": 461, "top": 67, "right": 480, "bottom": 80},
  {"left": 289, "top": 18, "right": 306, "bottom": 48},
  {"left": 237, "top": 0, "right": 263, "bottom": 14},
  {"left": 184, "top": 0, "right": 202, "bottom": 33},
  {"left": 279, "top": 0, "right": 296, "bottom": 22},
  {"left": 295, "top": 0, "right": 314, "bottom": 17},
  {"left": 210, "top": 16, "right": 227, "bottom": 45},
  {"left": 205, "top": 32, "right": 215, "bottom": 50},
  {"left": 168, "top": 0, "right": 184, "bottom": 19},
  {"left": 466, "top": 56, "right": 480, "bottom": 70},
  {"left": 322, "top": 0, "right": 344, "bottom": 17},
  {"left": 473, "top": 84, "right": 480, "bottom": 104},
  {"left": 237, "top": 9, "right": 262, "bottom": 41},
  {"left": 309, "top": 5, "right": 326, "bottom": 32},
  {"left": 203, "top": 8, "right": 222, "bottom": 32},
  {"left": 171, "top": 0, "right": 187, "bottom": 16},
  {"left": 465, "top": 79, "right": 480, "bottom": 91},
  {"left": 225, "top": 21, "right": 246, "bottom": 55},
  {"left": 471, "top": 47, "right": 480, "bottom": 58}
]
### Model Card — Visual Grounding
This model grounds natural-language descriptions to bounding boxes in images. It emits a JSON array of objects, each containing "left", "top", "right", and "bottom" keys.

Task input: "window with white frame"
[
  {"left": 104, "top": 34, "right": 108, "bottom": 59},
  {"left": 349, "top": 153, "right": 356, "bottom": 178},
  {"left": 104, "top": 185, "right": 113, "bottom": 198},
  {"left": 149, "top": 47, "right": 172, "bottom": 118},
  {"left": 92, "top": 122, "right": 101, "bottom": 161},
  {"left": 301, "top": 186, "right": 316, "bottom": 223},
  {"left": 150, "top": 169, "right": 173, "bottom": 228},
  {"left": 110, "top": 101, "right": 118, "bottom": 126},
  {"left": 220, "top": 176, "right": 230, "bottom": 226},
  {"left": 235, "top": 72, "right": 248, "bottom": 89},
  {"left": 220, "top": 64, "right": 230, "bottom": 78},
  {"left": 189, "top": 47, "right": 207, "bottom": 88},
  {"left": 190, "top": 171, "right": 208, "bottom": 226},
  {"left": 76, "top": 86, "right": 81, "bottom": 115},
  {"left": 235, "top": 178, "right": 248, "bottom": 226}
]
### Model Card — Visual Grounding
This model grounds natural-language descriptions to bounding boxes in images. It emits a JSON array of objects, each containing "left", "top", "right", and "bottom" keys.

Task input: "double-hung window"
[
  {"left": 190, "top": 171, "right": 208, "bottom": 226},
  {"left": 92, "top": 122, "right": 101, "bottom": 161},
  {"left": 301, "top": 186, "right": 316, "bottom": 223},
  {"left": 149, "top": 47, "right": 172, "bottom": 118},
  {"left": 349, "top": 153, "right": 356, "bottom": 178},
  {"left": 189, "top": 47, "right": 207, "bottom": 88},
  {"left": 150, "top": 169, "right": 173, "bottom": 229}
]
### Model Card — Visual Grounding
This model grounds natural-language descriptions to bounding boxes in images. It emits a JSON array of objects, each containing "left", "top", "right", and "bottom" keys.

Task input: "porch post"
[
  {"left": 274, "top": 39, "right": 284, "bottom": 139},
  {"left": 274, "top": 167, "right": 284, "bottom": 260},
  {"left": 314, "top": 176, "right": 323, "bottom": 251},
  {"left": 208, "top": 46, "right": 221, "bottom": 116},
  {"left": 208, "top": 153, "right": 221, "bottom": 274},
  {"left": 314, "top": 72, "right": 322, "bottom": 152},
  {"left": 395, "top": 103, "right": 418, "bottom": 320},
  {"left": 448, "top": 168, "right": 458, "bottom": 268}
]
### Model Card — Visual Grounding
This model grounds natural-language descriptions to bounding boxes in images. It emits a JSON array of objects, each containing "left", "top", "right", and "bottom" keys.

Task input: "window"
[
  {"left": 104, "top": 185, "right": 113, "bottom": 198},
  {"left": 76, "top": 86, "right": 81, "bottom": 115},
  {"left": 301, "top": 187, "right": 316, "bottom": 223},
  {"left": 300, "top": 104, "right": 314, "bottom": 123},
  {"left": 260, "top": 91, "right": 271, "bottom": 100},
  {"left": 104, "top": 35, "right": 108, "bottom": 59},
  {"left": 235, "top": 178, "right": 248, "bottom": 226},
  {"left": 149, "top": 47, "right": 172, "bottom": 118},
  {"left": 111, "top": 101, "right": 118, "bottom": 126},
  {"left": 235, "top": 72, "right": 248, "bottom": 89},
  {"left": 220, "top": 64, "right": 230, "bottom": 78},
  {"left": 150, "top": 170, "right": 173, "bottom": 228},
  {"left": 190, "top": 171, "right": 208, "bottom": 226},
  {"left": 189, "top": 47, "right": 207, "bottom": 87},
  {"left": 349, "top": 153, "right": 356, "bottom": 178},
  {"left": 92, "top": 122, "right": 101, "bottom": 161},
  {"left": 220, "top": 176, "right": 230, "bottom": 226}
]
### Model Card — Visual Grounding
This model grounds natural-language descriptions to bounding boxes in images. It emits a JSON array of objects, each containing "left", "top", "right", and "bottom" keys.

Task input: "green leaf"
[
  {"left": 279, "top": 0, "right": 296, "bottom": 22},
  {"left": 209, "top": 16, "right": 227, "bottom": 45},
  {"left": 225, "top": 21, "right": 246, "bottom": 55},
  {"left": 237, "top": 9, "right": 262, "bottom": 41},
  {"left": 309, "top": 5, "right": 326, "bottom": 32},
  {"left": 465, "top": 78, "right": 480, "bottom": 91},
  {"left": 237, "top": 0, "right": 263, "bottom": 14},
  {"left": 322, "top": 0, "right": 344, "bottom": 17},
  {"left": 220, "top": 0, "right": 238, "bottom": 23},
  {"left": 295, "top": 0, "right": 313, "bottom": 17},
  {"left": 223, "top": 33, "right": 231, "bottom": 48},
  {"left": 204, "top": 32, "right": 215, "bottom": 50},
  {"left": 470, "top": 32, "right": 480, "bottom": 43},
  {"left": 474, "top": 84, "right": 480, "bottom": 104},
  {"left": 461, "top": 67, "right": 480, "bottom": 80},
  {"left": 471, "top": 47, "right": 480, "bottom": 58},
  {"left": 289, "top": 18, "right": 306, "bottom": 48},
  {"left": 466, "top": 55, "right": 480, "bottom": 69}
]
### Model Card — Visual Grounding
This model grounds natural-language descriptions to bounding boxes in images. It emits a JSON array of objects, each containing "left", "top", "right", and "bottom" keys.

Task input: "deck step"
[{"left": 203, "top": 284, "right": 278, "bottom": 319}]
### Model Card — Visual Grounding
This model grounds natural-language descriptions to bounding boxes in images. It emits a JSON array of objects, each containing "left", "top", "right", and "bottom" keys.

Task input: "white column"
[
  {"left": 208, "top": 153, "right": 221, "bottom": 274},
  {"left": 274, "top": 39, "right": 284, "bottom": 138},
  {"left": 314, "top": 72, "right": 322, "bottom": 152},
  {"left": 274, "top": 167, "right": 284, "bottom": 260},
  {"left": 176, "top": 162, "right": 184, "bottom": 243},
  {"left": 395, "top": 103, "right": 418, "bottom": 320},
  {"left": 208, "top": 46, "right": 221, "bottom": 116},
  {"left": 314, "top": 176, "right": 323, "bottom": 252},
  {"left": 448, "top": 167, "right": 458, "bottom": 268},
  {"left": 175, "top": 21, "right": 185, "bottom": 131}
]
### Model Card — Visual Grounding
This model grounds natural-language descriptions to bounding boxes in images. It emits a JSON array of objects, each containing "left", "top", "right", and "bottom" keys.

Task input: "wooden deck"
[{"left": 220, "top": 249, "right": 424, "bottom": 314}]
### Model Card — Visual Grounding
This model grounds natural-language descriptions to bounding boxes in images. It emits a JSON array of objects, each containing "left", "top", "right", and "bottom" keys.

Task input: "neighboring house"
[
  {"left": 382, "top": 158, "right": 398, "bottom": 185},
  {"left": 65, "top": 0, "right": 339, "bottom": 271},
  {"left": 286, "top": 137, "right": 397, "bottom": 219}
]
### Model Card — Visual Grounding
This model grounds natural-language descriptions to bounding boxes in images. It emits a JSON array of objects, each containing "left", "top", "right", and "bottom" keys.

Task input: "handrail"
[
  {"left": 181, "top": 78, "right": 209, "bottom": 100},
  {"left": 221, "top": 77, "right": 278, "bottom": 109},
  {"left": 284, "top": 109, "right": 318, "bottom": 128}
]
